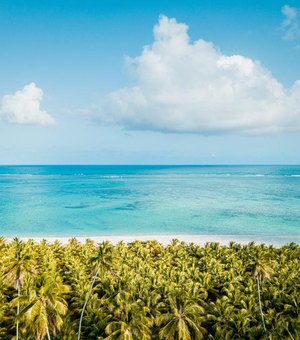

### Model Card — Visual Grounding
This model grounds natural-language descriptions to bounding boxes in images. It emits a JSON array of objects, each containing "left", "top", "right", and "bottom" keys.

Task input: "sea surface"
[{"left": 0, "top": 165, "right": 299, "bottom": 241}]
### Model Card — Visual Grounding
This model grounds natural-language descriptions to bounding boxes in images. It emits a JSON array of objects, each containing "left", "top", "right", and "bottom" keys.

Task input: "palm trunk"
[
  {"left": 256, "top": 277, "right": 266, "bottom": 332},
  {"left": 287, "top": 329, "right": 295, "bottom": 340},
  {"left": 77, "top": 267, "right": 100, "bottom": 340},
  {"left": 16, "top": 281, "right": 20, "bottom": 340},
  {"left": 46, "top": 326, "right": 51, "bottom": 340}
]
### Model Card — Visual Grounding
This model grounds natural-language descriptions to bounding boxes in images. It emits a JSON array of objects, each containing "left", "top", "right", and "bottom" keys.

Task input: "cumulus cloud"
[
  {"left": 0, "top": 83, "right": 55, "bottom": 126},
  {"left": 281, "top": 5, "right": 300, "bottom": 40},
  {"left": 94, "top": 15, "right": 300, "bottom": 135}
]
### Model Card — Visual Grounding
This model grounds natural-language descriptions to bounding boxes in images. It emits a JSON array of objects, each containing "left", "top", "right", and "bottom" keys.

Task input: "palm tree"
[
  {"left": 157, "top": 295, "right": 206, "bottom": 340},
  {"left": 106, "top": 316, "right": 152, "bottom": 340},
  {"left": 3, "top": 238, "right": 35, "bottom": 340},
  {"left": 105, "top": 293, "right": 153, "bottom": 340},
  {"left": 77, "top": 241, "right": 114, "bottom": 340},
  {"left": 0, "top": 293, "right": 9, "bottom": 338},
  {"left": 0, "top": 238, "right": 300, "bottom": 338},
  {"left": 253, "top": 259, "right": 274, "bottom": 332},
  {"left": 0, "top": 237, "right": 6, "bottom": 251},
  {"left": 22, "top": 273, "right": 69, "bottom": 339}
]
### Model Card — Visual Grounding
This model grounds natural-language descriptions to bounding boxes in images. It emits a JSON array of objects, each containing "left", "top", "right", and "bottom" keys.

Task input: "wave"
[
  {"left": 64, "top": 204, "right": 90, "bottom": 209},
  {"left": 0, "top": 173, "right": 300, "bottom": 178}
]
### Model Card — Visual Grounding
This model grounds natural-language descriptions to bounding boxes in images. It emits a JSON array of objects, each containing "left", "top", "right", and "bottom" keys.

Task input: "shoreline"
[{"left": 5, "top": 234, "right": 300, "bottom": 246}]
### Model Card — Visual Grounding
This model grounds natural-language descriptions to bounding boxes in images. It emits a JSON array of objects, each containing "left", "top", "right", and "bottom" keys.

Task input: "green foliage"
[{"left": 0, "top": 239, "right": 299, "bottom": 339}]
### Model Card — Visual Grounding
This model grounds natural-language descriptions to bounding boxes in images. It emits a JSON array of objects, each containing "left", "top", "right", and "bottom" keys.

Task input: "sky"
[{"left": 0, "top": 0, "right": 300, "bottom": 164}]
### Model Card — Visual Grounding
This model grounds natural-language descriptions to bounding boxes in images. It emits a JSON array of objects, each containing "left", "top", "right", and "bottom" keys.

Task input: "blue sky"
[{"left": 0, "top": 0, "right": 300, "bottom": 164}]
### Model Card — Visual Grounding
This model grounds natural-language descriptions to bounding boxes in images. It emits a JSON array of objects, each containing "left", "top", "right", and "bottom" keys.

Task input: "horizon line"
[{"left": 0, "top": 163, "right": 300, "bottom": 166}]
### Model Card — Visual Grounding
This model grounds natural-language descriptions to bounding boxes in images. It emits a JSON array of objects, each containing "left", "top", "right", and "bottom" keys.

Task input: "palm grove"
[{"left": 0, "top": 237, "right": 299, "bottom": 339}]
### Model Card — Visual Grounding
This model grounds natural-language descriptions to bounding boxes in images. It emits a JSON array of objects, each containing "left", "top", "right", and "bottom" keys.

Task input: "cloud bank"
[
  {"left": 0, "top": 83, "right": 55, "bottom": 126},
  {"left": 281, "top": 5, "right": 300, "bottom": 40},
  {"left": 95, "top": 15, "right": 300, "bottom": 135}
]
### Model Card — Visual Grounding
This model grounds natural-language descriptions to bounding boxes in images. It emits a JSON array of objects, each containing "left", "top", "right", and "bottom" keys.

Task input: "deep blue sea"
[{"left": 0, "top": 165, "right": 299, "bottom": 240}]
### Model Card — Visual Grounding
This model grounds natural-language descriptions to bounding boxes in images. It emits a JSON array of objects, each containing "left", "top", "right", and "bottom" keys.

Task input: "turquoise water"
[{"left": 0, "top": 165, "right": 299, "bottom": 239}]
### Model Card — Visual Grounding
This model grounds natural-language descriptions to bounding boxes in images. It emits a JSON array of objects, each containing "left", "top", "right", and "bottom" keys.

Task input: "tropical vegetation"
[{"left": 0, "top": 237, "right": 299, "bottom": 339}]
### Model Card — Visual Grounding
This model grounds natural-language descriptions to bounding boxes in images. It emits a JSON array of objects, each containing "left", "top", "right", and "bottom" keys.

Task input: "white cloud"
[
  {"left": 281, "top": 5, "right": 300, "bottom": 40},
  {"left": 94, "top": 15, "right": 300, "bottom": 135},
  {"left": 0, "top": 83, "right": 55, "bottom": 126}
]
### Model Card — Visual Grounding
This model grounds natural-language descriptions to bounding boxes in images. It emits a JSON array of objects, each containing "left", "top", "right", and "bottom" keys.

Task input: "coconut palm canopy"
[{"left": 0, "top": 238, "right": 299, "bottom": 339}]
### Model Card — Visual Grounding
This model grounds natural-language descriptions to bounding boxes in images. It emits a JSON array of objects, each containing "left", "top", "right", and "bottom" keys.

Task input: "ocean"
[{"left": 0, "top": 165, "right": 299, "bottom": 242}]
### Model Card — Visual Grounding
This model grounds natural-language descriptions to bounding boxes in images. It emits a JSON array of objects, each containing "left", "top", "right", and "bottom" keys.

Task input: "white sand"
[{"left": 11, "top": 234, "right": 300, "bottom": 246}]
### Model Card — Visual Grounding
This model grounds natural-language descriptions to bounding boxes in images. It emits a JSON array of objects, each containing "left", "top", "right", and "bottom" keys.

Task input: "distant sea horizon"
[{"left": 1, "top": 164, "right": 299, "bottom": 244}]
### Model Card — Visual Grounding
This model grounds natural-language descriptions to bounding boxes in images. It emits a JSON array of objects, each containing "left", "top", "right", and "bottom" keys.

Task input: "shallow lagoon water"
[{"left": 0, "top": 165, "right": 299, "bottom": 241}]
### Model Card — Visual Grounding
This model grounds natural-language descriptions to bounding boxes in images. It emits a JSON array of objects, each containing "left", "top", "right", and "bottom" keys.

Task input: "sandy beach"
[{"left": 10, "top": 234, "right": 300, "bottom": 246}]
